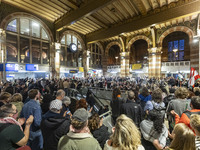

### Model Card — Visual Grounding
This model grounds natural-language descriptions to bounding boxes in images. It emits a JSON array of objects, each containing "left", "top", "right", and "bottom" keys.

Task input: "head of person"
[
  {"left": 112, "top": 88, "right": 121, "bottom": 100},
  {"left": 111, "top": 114, "right": 141, "bottom": 150},
  {"left": 128, "top": 91, "right": 135, "bottom": 101},
  {"left": 148, "top": 110, "right": 164, "bottom": 134},
  {"left": 56, "top": 89, "right": 65, "bottom": 100},
  {"left": 28, "top": 89, "right": 39, "bottom": 100},
  {"left": 49, "top": 100, "right": 62, "bottom": 113},
  {"left": 0, "top": 92, "right": 12, "bottom": 103},
  {"left": 88, "top": 113, "right": 101, "bottom": 133},
  {"left": 10, "top": 93, "right": 23, "bottom": 103},
  {"left": 170, "top": 123, "right": 195, "bottom": 150},
  {"left": 71, "top": 108, "right": 88, "bottom": 131},
  {"left": 190, "top": 114, "right": 200, "bottom": 136},
  {"left": 175, "top": 87, "right": 188, "bottom": 99},
  {"left": 190, "top": 96, "right": 200, "bottom": 109},
  {"left": 152, "top": 88, "right": 163, "bottom": 103},
  {"left": 0, "top": 104, "right": 18, "bottom": 120},
  {"left": 140, "top": 87, "right": 149, "bottom": 97},
  {"left": 76, "top": 99, "right": 87, "bottom": 110},
  {"left": 62, "top": 96, "right": 71, "bottom": 107}
]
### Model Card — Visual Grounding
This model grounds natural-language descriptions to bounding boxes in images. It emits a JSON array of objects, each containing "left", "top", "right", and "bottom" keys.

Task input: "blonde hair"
[
  {"left": 175, "top": 87, "right": 188, "bottom": 99},
  {"left": 169, "top": 123, "right": 195, "bottom": 150},
  {"left": 110, "top": 114, "right": 141, "bottom": 150},
  {"left": 10, "top": 93, "right": 23, "bottom": 102},
  {"left": 190, "top": 114, "right": 200, "bottom": 132}
]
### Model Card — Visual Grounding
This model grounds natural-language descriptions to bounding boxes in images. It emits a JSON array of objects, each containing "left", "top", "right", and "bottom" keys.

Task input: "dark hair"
[
  {"left": 152, "top": 88, "right": 163, "bottom": 103},
  {"left": 0, "top": 104, "right": 14, "bottom": 118},
  {"left": 140, "top": 87, "right": 149, "bottom": 97},
  {"left": 149, "top": 110, "right": 164, "bottom": 134},
  {"left": 191, "top": 96, "right": 200, "bottom": 109},
  {"left": 0, "top": 92, "right": 12, "bottom": 101},
  {"left": 28, "top": 89, "right": 38, "bottom": 99},
  {"left": 112, "top": 88, "right": 121, "bottom": 100}
]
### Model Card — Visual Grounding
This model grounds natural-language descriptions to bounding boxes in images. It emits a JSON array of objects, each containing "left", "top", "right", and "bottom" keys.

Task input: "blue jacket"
[
  {"left": 20, "top": 99, "right": 42, "bottom": 132},
  {"left": 139, "top": 94, "right": 152, "bottom": 102}
]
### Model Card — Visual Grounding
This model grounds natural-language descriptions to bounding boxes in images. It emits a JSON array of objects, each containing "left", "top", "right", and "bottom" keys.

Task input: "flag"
[{"left": 189, "top": 67, "right": 200, "bottom": 87}]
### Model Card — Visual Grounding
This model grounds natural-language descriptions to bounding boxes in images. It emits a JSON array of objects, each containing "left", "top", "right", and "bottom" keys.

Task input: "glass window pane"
[
  {"left": 168, "top": 41, "right": 173, "bottom": 52},
  {"left": 67, "top": 34, "right": 71, "bottom": 45},
  {"left": 72, "top": 36, "right": 77, "bottom": 45},
  {"left": 6, "top": 34, "right": 18, "bottom": 62},
  {"left": 42, "top": 42, "right": 49, "bottom": 64},
  {"left": 32, "top": 21, "right": 40, "bottom": 38},
  {"left": 20, "top": 19, "right": 29, "bottom": 35},
  {"left": 42, "top": 28, "right": 49, "bottom": 40},
  {"left": 174, "top": 40, "right": 178, "bottom": 49},
  {"left": 96, "top": 45, "right": 99, "bottom": 53},
  {"left": 32, "top": 40, "right": 41, "bottom": 64},
  {"left": 20, "top": 37, "right": 30, "bottom": 63},
  {"left": 168, "top": 53, "right": 172, "bottom": 61},
  {"left": 179, "top": 52, "right": 184, "bottom": 60},
  {"left": 179, "top": 39, "right": 184, "bottom": 51},
  {"left": 78, "top": 41, "right": 82, "bottom": 49},
  {"left": 61, "top": 36, "right": 65, "bottom": 45},
  {"left": 6, "top": 19, "right": 17, "bottom": 32},
  {"left": 60, "top": 47, "right": 65, "bottom": 66}
]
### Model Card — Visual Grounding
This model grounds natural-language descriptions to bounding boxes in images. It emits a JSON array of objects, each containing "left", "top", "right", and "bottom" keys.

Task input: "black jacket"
[
  {"left": 120, "top": 99, "right": 143, "bottom": 127},
  {"left": 92, "top": 125, "right": 111, "bottom": 149},
  {"left": 110, "top": 97, "right": 124, "bottom": 118},
  {"left": 41, "top": 115, "right": 70, "bottom": 150}
]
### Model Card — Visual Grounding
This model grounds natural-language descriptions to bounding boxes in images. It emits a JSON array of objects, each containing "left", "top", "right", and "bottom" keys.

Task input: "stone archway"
[
  {"left": 105, "top": 41, "right": 122, "bottom": 56},
  {"left": 127, "top": 35, "right": 152, "bottom": 52},
  {"left": 158, "top": 26, "right": 194, "bottom": 46}
]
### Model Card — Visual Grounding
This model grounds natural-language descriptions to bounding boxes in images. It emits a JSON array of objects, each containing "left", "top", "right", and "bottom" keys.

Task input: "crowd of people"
[{"left": 0, "top": 76, "right": 199, "bottom": 150}]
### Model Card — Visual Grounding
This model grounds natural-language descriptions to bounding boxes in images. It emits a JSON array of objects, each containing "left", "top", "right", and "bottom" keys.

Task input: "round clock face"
[{"left": 70, "top": 43, "right": 77, "bottom": 52}]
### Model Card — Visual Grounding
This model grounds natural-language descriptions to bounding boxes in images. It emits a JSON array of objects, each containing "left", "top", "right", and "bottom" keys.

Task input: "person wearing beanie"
[
  {"left": 41, "top": 100, "right": 70, "bottom": 150},
  {"left": 58, "top": 108, "right": 102, "bottom": 150}
]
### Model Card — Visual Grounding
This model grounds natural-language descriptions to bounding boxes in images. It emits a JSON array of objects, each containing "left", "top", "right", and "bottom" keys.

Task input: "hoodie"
[{"left": 41, "top": 113, "right": 70, "bottom": 150}]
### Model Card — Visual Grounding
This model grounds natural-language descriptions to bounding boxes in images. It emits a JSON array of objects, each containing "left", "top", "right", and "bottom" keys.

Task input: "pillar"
[
  {"left": 82, "top": 50, "right": 88, "bottom": 77},
  {"left": 190, "top": 37, "right": 200, "bottom": 72},
  {"left": 0, "top": 28, "right": 6, "bottom": 81},
  {"left": 120, "top": 52, "right": 130, "bottom": 77},
  {"left": 148, "top": 47, "right": 162, "bottom": 78}
]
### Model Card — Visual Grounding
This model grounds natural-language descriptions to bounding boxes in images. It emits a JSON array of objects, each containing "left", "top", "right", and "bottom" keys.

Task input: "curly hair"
[
  {"left": 190, "top": 114, "right": 200, "bottom": 132},
  {"left": 110, "top": 114, "right": 141, "bottom": 150},
  {"left": 76, "top": 98, "right": 87, "bottom": 110},
  {"left": 10, "top": 93, "right": 23, "bottom": 102},
  {"left": 71, "top": 118, "right": 87, "bottom": 130},
  {"left": 112, "top": 88, "right": 121, "bottom": 100},
  {"left": 175, "top": 87, "right": 188, "bottom": 99},
  {"left": 88, "top": 113, "right": 100, "bottom": 132}
]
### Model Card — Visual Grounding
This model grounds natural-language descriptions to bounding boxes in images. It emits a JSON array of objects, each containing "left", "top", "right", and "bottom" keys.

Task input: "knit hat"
[
  {"left": 50, "top": 100, "right": 62, "bottom": 111},
  {"left": 72, "top": 108, "right": 88, "bottom": 122}
]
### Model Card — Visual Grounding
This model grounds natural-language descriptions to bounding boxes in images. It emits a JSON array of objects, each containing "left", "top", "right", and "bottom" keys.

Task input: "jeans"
[{"left": 28, "top": 130, "right": 43, "bottom": 150}]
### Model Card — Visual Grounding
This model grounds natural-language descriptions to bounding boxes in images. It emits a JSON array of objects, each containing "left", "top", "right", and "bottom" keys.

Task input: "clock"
[{"left": 69, "top": 43, "right": 77, "bottom": 52}]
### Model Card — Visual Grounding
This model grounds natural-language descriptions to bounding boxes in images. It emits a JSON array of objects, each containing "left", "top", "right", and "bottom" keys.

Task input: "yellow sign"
[
  {"left": 79, "top": 67, "right": 84, "bottom": 72},
  {"left": 132, "top": 64, "right": 142, "bottom": 70}
]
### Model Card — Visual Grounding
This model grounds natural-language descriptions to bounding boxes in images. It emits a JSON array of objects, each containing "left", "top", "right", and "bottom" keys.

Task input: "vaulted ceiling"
[{"left": 2, "top": 0, "right": 200, "bottom": 43}]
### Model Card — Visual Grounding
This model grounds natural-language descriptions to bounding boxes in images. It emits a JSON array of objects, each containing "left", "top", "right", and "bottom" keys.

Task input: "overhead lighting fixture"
[{"left": 173, "top": 49, "right": 178, "bottom": 53}]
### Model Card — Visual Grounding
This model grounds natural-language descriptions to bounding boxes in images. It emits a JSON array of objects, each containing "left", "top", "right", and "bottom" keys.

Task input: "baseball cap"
[
  {"left": 50, "top": 100, "right": 62, "bottom": 111},
  {"left": 72, "top": 108, "right": 88, "bottom": 122}
]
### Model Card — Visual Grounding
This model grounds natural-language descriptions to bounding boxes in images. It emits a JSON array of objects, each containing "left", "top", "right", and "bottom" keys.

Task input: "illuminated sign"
[
  {"left": 5, "top": 63, "right": 18, "bottom": 72},
  {"left": 69, "top": 70, "right": 78, "bottom": 73},
  {"left": 26, "top": 64, "right": 38, "bottom": 71},
  {"left": 132, "top": 64, "right": 142, "bottom": 70}
]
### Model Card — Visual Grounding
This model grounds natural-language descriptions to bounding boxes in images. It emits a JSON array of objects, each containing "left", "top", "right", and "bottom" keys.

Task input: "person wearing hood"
[{"left": 41, "top": 100, "right": 70, "bottom": 150}]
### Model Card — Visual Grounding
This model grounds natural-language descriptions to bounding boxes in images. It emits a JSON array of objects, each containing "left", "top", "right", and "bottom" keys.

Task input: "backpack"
[{"left": 149, "top": 101, "right": 166, "bottom": 119}]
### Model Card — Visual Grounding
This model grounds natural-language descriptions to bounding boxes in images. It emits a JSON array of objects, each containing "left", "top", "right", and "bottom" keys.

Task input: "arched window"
[
  {"left": 89, "top": 43, "right": 102, "bottom": 68},
  {"left": 6, "top": 18, "right": 50, "bottom": 64},
  {"left": 60, "top": 34, "right": 82, "bottom": 67},
  {"left": 108, "top": 45, "right": 120, "bottom": 65}
]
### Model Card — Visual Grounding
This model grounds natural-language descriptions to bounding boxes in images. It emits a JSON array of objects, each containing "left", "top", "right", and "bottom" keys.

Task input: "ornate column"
[
  {"left": 190, "top": 37, "right": 200, "bottom": 72},
  {"left": 0, "top": 28, "right": 6, "bottom": 81},
  {"left": 120, "top": 52, "right": 130, "bottom": 77},
  {"left": 148, "top": 47, "right": 162, "bottom": 78},
  {"left": 82, "top": 50, "right": 88, "bottom": 77}
]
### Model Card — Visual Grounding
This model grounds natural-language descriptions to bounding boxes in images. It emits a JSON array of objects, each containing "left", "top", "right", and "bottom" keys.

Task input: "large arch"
[
  {"left": 105, "top": 41, "right": 122, "bottom": 55},
  {"left": 127, "top": 35, "right": 152, "bottom": 51},
  {"left": 0, "top": 12, "right": 54, "bottom": 42},
  {"left": 60, "top": 30, "right": 86, "bottom": 50},
  {"left": 158, "top": 26, "right": 194, "bottom": 46},
  {"left": 96, "top": 42, "right": 104, "bottom": 55}
]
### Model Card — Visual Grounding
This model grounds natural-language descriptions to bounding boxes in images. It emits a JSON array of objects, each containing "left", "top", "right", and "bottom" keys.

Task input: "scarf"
[{"left": 0, "top": 117, "right": 23, "bottom": 131}]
